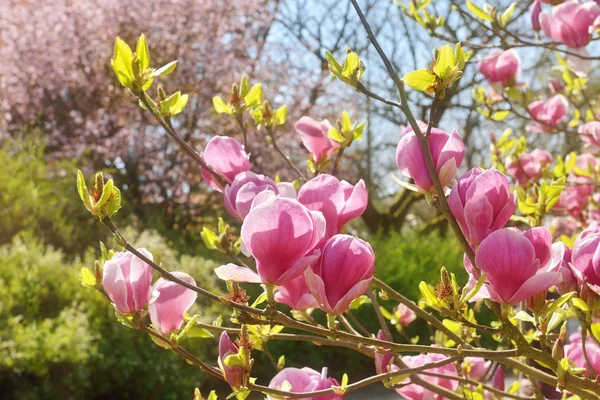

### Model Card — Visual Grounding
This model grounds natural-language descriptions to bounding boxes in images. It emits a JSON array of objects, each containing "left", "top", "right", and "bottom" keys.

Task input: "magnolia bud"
[{"left": 526, "top": 291, "right": 547, "bottom": 313}]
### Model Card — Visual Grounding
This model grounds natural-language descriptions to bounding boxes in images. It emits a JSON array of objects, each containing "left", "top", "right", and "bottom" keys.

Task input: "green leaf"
[
  {"left": 341, "top": 373, "right": 349, "bottom": 389},
  {"left": 571, "top": 297, "right": 589, "bottom": 312},
  {"left": 466, "top": 1, "right": 494, "bottom": 21},
  {"left": 240, "top": 76, "right": 250, "bottom": 98},
  {"left": 490, "top": 110, "right": 510, "bottom": 121},
  {"left": 328, "top": 127, "right": 345, "bottom": 143},
  {"left": 342, "top": 53, "right": 359, "bottom": 78},
  {"left": 341, "top": 111, "right": 352, "bottom": 132},
  {"left": 272, "top": 105, "right": 287, "bottom": 126},
  {"left": 213, "top": 96, "right": 233, "bottom": 115},
  {"left": 185, "top": 326, "right": 214, "bottom": 339},
  {"left": 243, "top": 84, "right": 262, "bottom": 108},
  {"left": 403, "top": 69, "right": 435, "bottom": 93},
  {"left": 354, "top": 121, "right": 366, "bottom": 141},
  {"left": 161, "top": 91, "right": 181, "bottom": 113},
  {"left": 349, "top": 295, "right": 371, "bottom": 310},
  {"left": 325, "top": 51, "right": 343, "bottom": 78},
  {"left": 136, "top": 33, "right": 150, "bottom": 71},
  {"left": 591, "top": 322, "right": 600, "bottom": 342},
  {"left": 500, "top": 3, "right": 517, "bottom": 27},
  {"left": 207, "top": 391, "right": 218, "bottom": 400},
  {"left": 379, "top": 306, "right": 393, "bottom": 320},
  {"left": 111, "top": 37, "right": 134, "bottom": 88},
  {"left": 542, "top": 291, "right": 576, "bottom": 316},
  {"left": 512, "top": 310, "right": 536, "bottom": 324},
  {"left": 76, "top": 170, "right": 89, "bottom": 203},
  {"left": 277, "top": 355, "right": 285, "bottom": 370},
  {"left": 96, "top": 178, "right": 114, "bottom": 209},
  {"left": 170, "top": 94, "right": 189, "bottom": 115},
  {"left": 80, "top": 267, "right": 96, "bottom": 287},
  {"left": 201, "top": 227, "right": 220, "bottom": 251},
  {"left": 106, "top": 186, "right": 122, "bottom": 217},
  {"left": 434, "top": 44, "right": 455, "bottom": 78},
  {"left": 151, "top": 60, "right": 178, "bottom": 77},
  {"left": 224, "top": 353, "right": 245, "bottom": 368},
  {"left": 251, "top": 292, "right": 268, "bottom": 308}
]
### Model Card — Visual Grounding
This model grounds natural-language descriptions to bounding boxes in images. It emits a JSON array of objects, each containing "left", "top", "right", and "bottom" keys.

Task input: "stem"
[
  {"left": 266, "top": 126, "right": 307, "bottom": 181},
  {"left": 581, "top": 324, "right": 598, "bottom": 379},
  {"left": 345, "top": 310, "right": 371, "bottom": 336},
  {"left": 419, "top": 371, "right": 533, "bottom": 400},
  {"left": 338, "top": 314, "right": 362, "bottom": 336},
  {"left": 367, "top": 289, "right": 393, "bottom": 340},
  {"left": 235, "top": 114, "right": 248, "bottom": 150},
  {"left": 372, "top": 278, "right": 467, "bottom": 347}
]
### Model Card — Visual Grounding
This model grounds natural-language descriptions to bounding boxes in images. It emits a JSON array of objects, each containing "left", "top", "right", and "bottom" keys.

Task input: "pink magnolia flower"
[
  {"left": 565, "top": 332, "right": 600, "bottom": 377},
  {"left": 551, "top": 216, "right": 580, "bottom": 239},
  {"left": 528, "top": 94, "right": 569, "bottom": 132},
  {"left": 531, "top": 0, "right": 543, "bottom": 30},
  {"left": 295, "top": 116, "right": 339, "bottom": 163},
  {"left": 492, "top": 367, "right": 505, "bottom": 392},
  {"left": 578, "top": 121, "right": 600, "bottom": 150},
  {"left": 218, "top": 332, "right": 244, "bottom": 388},
  {"left": 224, "top": 171, "right": 296, "bottom": 220},
  {"left": 478, "top": 49, "right": 521, "bottom": 85},
  {"left": 540, "top": 1, "right": 600, "bottom": 48},
  {"left": 464, "top": 357, "right": 491, "bottom": 380},
  {"left": 506, "top": 149, "right": 553, "bottom": 185},
  {"left": 201, "top": 136, "right": 250, "bottom": 192},
  {"left": 571, "top": 229, "right": 600, "bottom": 295},
  {"left": 297, "top": 174, "right": 368, "bottom": 239},
  {"left": 395, "top": 354, "right": 458, "bottom": 400},
  {"left": 374, "top": 330, "right": 394, "bottom": 375},
  {"left": 548, "top": 77, "right": 564, "bottom": 93},
  {"left": 241, "top": 196, "right": 325, "bottom": 285},
  {"left": 305, "top": 234, "right": 375, "bottom": 315},
  {"left": 555, "top": 185, "right": 593, "bottom": 217},
  {"left": 474, "top": 228, "right": 563, "bottom": 304},
  {"left": 274, "top": 274, "right": 319, "bottom": 310},
  {"left": 394, "top": 303, "right": 417, "bottom": 328},
  {"left": 396, "top": 127, "right": 465, "bottom": 192},
  {"left": 148, "top": 272, "right": 197, "bottom": 334},
  {"left": 550, "top": 242, "right": 578, "bottom": 294},
  {"left": 102, "top": 249, "right": 154, "bottom": 315},
  {"left": 267, "top": 367, "right": 341, "bottom": 400},
  {"left": 448, "top": 168, "right": 516, "bottom": 246}
]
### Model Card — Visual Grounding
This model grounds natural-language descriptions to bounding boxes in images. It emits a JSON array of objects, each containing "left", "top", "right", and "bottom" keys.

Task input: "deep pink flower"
[
  {"left": 474, "top": 228, "right": 563, "bottom": 304},
  {"left": 224, "top": 171, "right": 296, "bottom": 220},
  {"left": 218, "top": 332, "right": 244, "bottom": 388},
  {"left": 241, "top": 196, "right": 325, "bottom": 285},
  {"left": 395, "top": 354, "right": 458, "bottom": 400},
  {"left": 571, "top": 229, "right": 600, "bottom": 295},
  {"left": 274, "top": 274, "right": 319, "bottom": 310},
  {"left": 464, "top": 357, "right": 491, "bottom": 380},
  {"left": 148, "top": 272, "right": 197, "bottom": 334},
  {"left": 565, "top": 332, "right": 600, "bottom": 377},
  {"left": 528, "top": 95, "right": 569, "bottom": 132},
  {"left": 396, "top": 127, "right": 465, "bottom": 192},
  {"left": 579, "top": 121, "right": 600, "bottom": 150},
  {"left": 492, "top": 367, "right": 505, "bottom": 392},
  {"left": 555, "top": 185, "right": 593, "bottom": 217},
  {"left": 449, "top": 168, "right": 515, "bottom": 246},
  {"left": 200, "top": 136, "right": 250, "bottom": 192},
  {"left": 394, "top": 303, "right": 417, "bottom": 328},
  {"left": 540, "top": 1, "right": 600, "bottom": 48},
  {"left": 102, "top": 249, "right": 154, "bottom": 315},
  {"left": 374, "top": 330, "right": 394, "bottom": 375},
  {"left": 478, "top": 50, "right": 521, "bottom": 85},
  {"left": 295, "top": 116, "right": 340, "bottom": 163},
  {"left": 506, "top": 149, "right": 553, "bottom": 185},
  {"left": 267, "top": 367, "right": 341, "bottom": 400},
  {"left": 305, "top": 234, "right": 375, "bottom": 315},
  {"left": 297, "top": 174, "right": 368, "bottom": 239},
  {"left": 531, "top": 0, "right": 543, "bottom": 30}
]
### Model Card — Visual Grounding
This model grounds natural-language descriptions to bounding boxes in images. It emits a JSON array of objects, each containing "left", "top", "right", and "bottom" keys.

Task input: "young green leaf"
[
  {"left": 151, "top": 60, "right": 178, "bottom": 77},
  {"left": 136, "top": 33, "right": 150, "bottom": 71},
  {"left": 403, "top": 69, "right": 435, "bottom": 94},
  {"left": 466, "top": 1, "right": 494, "bottom": 21}
]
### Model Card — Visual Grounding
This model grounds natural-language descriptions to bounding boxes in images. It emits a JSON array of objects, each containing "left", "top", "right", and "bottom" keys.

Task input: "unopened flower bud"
[{"left": 526, "top": 291, "right": 547, "bottom": 313}]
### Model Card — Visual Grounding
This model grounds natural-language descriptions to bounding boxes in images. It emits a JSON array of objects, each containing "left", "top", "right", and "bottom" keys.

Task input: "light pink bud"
[
  {"left": 506, "top": 149, "right": 553, "bottom": 185},
  {"left": 448, "top": 168, "right": 515, "bottom": 246},
  {"left": 531, "top": 0, "right": 543, "bottom": 30},
  {"left": 148, "top": 272, "right": 197, "bottom": 334},
  {"left": 396, "top": 127, "right": 465, "bottom": 192},
  {"left": 475, "top": 228, "right": 562, "bottom": 304},
  {"left": 298, "top": 174, "right": 368, "bottom": 239},
  {"left": 267, "top": 367, "right": 341, "bottom": 400},
  {"left": 528, "top": 94, "right": 569, "bottom": 132},
  {"left": 241, "top": 196, "right": 325, "bottom": 285},
  {"left": 540, "top": 1, "right": 600, "bottom": 48},
  {"left": 478, "top": 49, "right": 521, "bottom": 85},
  {"left": 374, "top": 330, "right": 394, "bottom": 375},
  {"left": 102, "top": 249, "right": 154, "bottom": 315},
  {"left": 295, "top": 116, "right": 340, "bottom": 163},
  {"left": 218, "top": 332, "right": 244, "bottom": 388},
  {"left": 305, "top": 234, "right": 375, "bottom": 315},
  {"left": 201, "top": 136, "right": 250, "bottom": 192},
  {"left": 394, "top": 303, "right": 416, "bottom": 327},
  {"left": 492, "top": 367, "right": 505, "bottom": 391}
]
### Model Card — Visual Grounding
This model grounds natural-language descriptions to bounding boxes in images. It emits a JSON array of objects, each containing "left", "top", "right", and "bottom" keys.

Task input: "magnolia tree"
[{"left": 77, "top": 1, "right": 600, "bottom": 399}]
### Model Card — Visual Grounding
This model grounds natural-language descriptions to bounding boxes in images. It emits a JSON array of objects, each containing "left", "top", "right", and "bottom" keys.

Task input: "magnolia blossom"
[
  {"left": 571, "top": 228, "right": 600, "bottom": 296},
  {"left": 267, "top": 367, "right": 341, "bottom": 400},
  {"left": 395, "top": 354, "right": 458, "bottom": 400},
  {"left": 374, "top": 330, "right": 394, "bottom": 375},
  {"left": 200, "top": 136, "right": 250, "bottom": 191},
  {"left": 464, "top": 357, "right": 491, "bottom": 381},
  {"left": 394, "top": 303, "right": 417, "bottom": 328},
  {"left": 297, "top": 174, "right": 368, "bottom": 239},
  {"left": 565, "top": 332, "right": 600, "bottom": 377},
  {"left": 528, "top": 94, "right": 569, "bottom": 132},
  {"left": 540, "top": 1, "right": 600, "bottom": 48},
  {"left": 556, "top": 185, "right": 593, "bottom": 217},
  {"left": 224, "top": 171, "right": 296, "bottom": 220},
  {"left": 531, "top": 0, "right": 543, "bottom": 31},
  {"left": 305, "top": 234, "right": 375, "bottom": 315},
  {"left": 506, "top": 150, "right": 553, "bottom": 185},
  {"left": 102, "top": 249, "right": 154, "bottom": 315},
  {"left": 474, "top": 228, "right": 563, "bottom": 304},
  {"left": 550, "top": 243, "right": 578, "bottom": 294},
  {"left": 550, "top": 216, "right": 580, "bottom": 239},
  {"left": 274, "top": 274, "right": 319, "bottom": 310},
  {"left": 148, "top": 272, "right": 197, "bottom": 334},
  {"left": 478, "top": 49, "right": 521, "bottom": 85},
  {"left": 449, "top": 168, "right": 515, "bottom": 246},
  {"left": 241, "top": 196, "right": 325, "bottom": 285},
  {"left": 578, "top": 121, "right": 600, "bottom": 151},
  {"left": 396, "top": 127, "right": 465, "bottom": 192},
  {"left": 295, "top": 116, "right": 339, "bottom": 163},
  {"left": 218, "top": 332, "right": 244, "bottom": 388}
]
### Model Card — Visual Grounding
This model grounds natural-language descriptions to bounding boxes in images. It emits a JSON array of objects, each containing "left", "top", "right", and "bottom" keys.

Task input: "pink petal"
[
  {"left": 214, "top": 264, "right": 262, "bottom": 283},
  {"left": 149, "top": 272, "right": 197, "bottom": 334},
  {"left": 463, "top": 195, "right": 494, "bottom": 245},
  {"left": 507, "top": 271, "right": 563, "bottom": 304}
]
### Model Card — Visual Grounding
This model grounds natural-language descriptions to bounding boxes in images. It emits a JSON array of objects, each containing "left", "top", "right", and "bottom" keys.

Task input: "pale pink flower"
[
  {"left": 506, "top": 149, "right": 553, "bottom": 185},
  {"left": 478, "top": 49, "right": 521, "bottom": 85},
  {"left": 528, "top": 94, "right": 569, "bottom": 132},
  {"left": 540, "top": 1, "right": 600, "bottom": 48},
  {"left": 201, "top": 136, "right": 250, "bottom": 192},
  {"left": 267, "top": 367, "right": 341, "bottom": 400},
  {"left": 295, "top": 116, "right": 340, "bottom": 163},
  {"left": 148, "top": 272, "right": 197, "bottom": 334}
]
